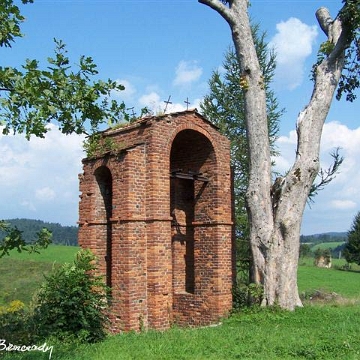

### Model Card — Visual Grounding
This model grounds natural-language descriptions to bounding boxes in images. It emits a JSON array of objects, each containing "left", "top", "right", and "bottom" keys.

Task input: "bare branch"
[
  {"left": 308, "top": 147, "right": 344, "bottom": 205},
  {"left": 316, "top": 3, "right": 351, "bottom": 52},
  {"left": 316, "top": 7, "right": 333, "bottom": 36},
  {"left": 198, "top": 0, "right": 234, "bottom": 23}
]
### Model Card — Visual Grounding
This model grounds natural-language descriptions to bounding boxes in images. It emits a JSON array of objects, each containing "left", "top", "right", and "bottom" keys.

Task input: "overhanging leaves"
[{"left": 0, "top": 39, "right": 127, "bottom": 139}]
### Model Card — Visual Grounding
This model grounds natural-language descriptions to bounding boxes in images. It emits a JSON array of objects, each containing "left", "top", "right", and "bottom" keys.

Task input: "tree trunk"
[{"left": 199, "top": 0, "right": 349, "bottom": 309}]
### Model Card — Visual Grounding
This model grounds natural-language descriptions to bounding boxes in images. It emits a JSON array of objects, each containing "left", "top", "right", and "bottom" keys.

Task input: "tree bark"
[{"left": 199, "top": 0, "right": 349, "bottom": 309}]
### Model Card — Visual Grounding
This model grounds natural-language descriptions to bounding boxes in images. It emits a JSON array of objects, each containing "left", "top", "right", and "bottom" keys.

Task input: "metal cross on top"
[
  {"left": 164, "top": 95, "right": 172, "bottom": 113},
  {"left": 184, "top": 98, "right": 190, "bottom": 110},
  {"left": 127, "top": 107, "right": 136, "bottom": 118}
]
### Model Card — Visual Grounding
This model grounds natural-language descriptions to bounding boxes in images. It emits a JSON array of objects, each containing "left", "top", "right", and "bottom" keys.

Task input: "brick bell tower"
[{"left": 78, "top": 110, "right": 234, "bottom": 332}]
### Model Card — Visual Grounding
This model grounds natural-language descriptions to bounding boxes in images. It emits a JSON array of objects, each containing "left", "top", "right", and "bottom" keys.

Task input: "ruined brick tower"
[{"left": 78, "top": 109, "right": 234, "bottom": 332}]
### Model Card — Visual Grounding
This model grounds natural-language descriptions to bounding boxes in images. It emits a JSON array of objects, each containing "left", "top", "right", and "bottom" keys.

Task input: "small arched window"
[{"left": 95, "top": 166, "right": 113, "bottom": 288}]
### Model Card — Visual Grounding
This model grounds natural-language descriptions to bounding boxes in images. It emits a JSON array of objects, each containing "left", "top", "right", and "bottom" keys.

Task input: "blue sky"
[{"left": 0, "top": 0, "right": 359, "bottom": 235}]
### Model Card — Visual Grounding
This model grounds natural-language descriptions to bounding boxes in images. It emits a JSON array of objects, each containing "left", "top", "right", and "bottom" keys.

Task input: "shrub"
[
  {"left": 0, "top": 300, "right": 36, "bottom": 344},
  {"left": 232, "top": 282, "right": 263, "bottom": 310},
  {"left": 32, "top": 249, "right": 109, "bottom": 343}
]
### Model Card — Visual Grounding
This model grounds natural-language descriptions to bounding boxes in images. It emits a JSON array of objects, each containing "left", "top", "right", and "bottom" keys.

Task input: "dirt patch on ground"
[{"left": 300, "top": 289, "right": 358, "bottom": 305}]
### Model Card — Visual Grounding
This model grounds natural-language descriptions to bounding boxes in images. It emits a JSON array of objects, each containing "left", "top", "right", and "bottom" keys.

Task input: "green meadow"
[
  {"left": 1, "top": 247, "right": 360, "bottom": 359},
  {"left": 311, "top": 242, "right": 345, "bottom": 251},
  {"left": 0, "top": 245, "right": 79, "bottom": 306}
]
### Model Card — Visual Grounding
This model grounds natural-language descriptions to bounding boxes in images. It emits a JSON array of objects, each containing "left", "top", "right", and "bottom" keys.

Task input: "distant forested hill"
[
  {"left": 0, "top": 219, "right": 78, "bottom": 246},
  {"left": 0, "top": 219, "right": 347, "bottom": 248},
  {"left": 300, "top": 232, "right": 347, "bottom": 245}
]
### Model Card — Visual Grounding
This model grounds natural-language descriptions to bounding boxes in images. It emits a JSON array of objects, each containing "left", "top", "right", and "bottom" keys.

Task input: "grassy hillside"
[
  {"left": 6, "top": 244, "right": 79, "bottom": 263},
  {"left": 0, "top": 245, "right": 79, "bottom": 306},
  {"left": 298, "top": 261, "right": 360, "bottom": 299},
  {"left": 311, "top": 241, "right": 345, "bottom": 251},
  {"left": 1, "top": 247, "right": 360, "bottom": 359}
]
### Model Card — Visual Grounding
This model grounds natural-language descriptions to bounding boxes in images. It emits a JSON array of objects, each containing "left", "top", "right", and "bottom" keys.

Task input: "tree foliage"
[
  {"left": 0, "top": 0, "right": 33, "bottom": 48},
  {"left": 0, "top": 39, "right": 127, "bottom": 139},
  {"left": 0, "top": 220, "right": 52, "bottom": 258},
  {"left": 0, "top": 249, "right": 109, "bottom": 344},
  {"left": 299, "top": 244, "right": 312, "bottom": 258},
  {"left": 344, "top": 211, "right": 360, "bottom": 265},
  {"left": 336, "top": 0, "right": 360, "bottom": 101},
  {"left": 300, "top": 232, "right": 347, "bottom": 244},
  {"left": 0, "top": 1, "right": 129, "bottom": 254},
  {"left": 0, "top": 1, "right": 128, "bottom": 139}
]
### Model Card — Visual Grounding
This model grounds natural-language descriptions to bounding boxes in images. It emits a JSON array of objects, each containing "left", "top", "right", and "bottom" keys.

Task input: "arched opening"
[
  {"left": 170, "top": 129, "right": 216, "bottom": 295},
  {"left": 95, "top": 166, "right": 113, "bottom": 289}
]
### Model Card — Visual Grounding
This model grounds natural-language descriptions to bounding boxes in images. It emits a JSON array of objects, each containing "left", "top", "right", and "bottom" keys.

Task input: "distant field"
[
  {"left": 6, "top": 244, "right": 80, "bottom": 263},
  {"left": 311, "top": 241, "right": 345, "bottom": 251},
  {"left": 0, "top": 245, "right": 79, "bottom": 306},
  {"left": 298, "top": 262, "right": 360, "bottom": 299}
]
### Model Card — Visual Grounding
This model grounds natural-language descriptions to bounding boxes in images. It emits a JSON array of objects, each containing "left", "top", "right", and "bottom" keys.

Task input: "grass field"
[
  {"left": 311, "top": 242, "right": 345, "bottom": 251},
  {"left": 3, "top": 304, "right": 360, "bottom": 359},
  {"left": 298, "top": 262, "right": 360, "bottom": 300},
  {"left": 1, "top": 248, "right": 360, "bottom": 359},
  {"left": 0, "top": 245, "right": 79, "bottom": 305},
  {"left": 6, "top": 244, "right": 80, "bottom": 263}
]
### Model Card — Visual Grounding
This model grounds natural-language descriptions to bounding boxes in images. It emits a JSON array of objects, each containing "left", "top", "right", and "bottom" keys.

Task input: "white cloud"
[
  {"left": 173, "top": 60, "right": 203, "bottom": 87},
  {"left": 330, "top": 200, "right": 357, "bottom": 210},
  {"left": 270, "top": 18, "right": 318, "bottom": 89},
  {"left": 21, "top": 200, "right": 36, "bottom": 212},
  {"left": 139, "top": 91, "right": 162, "bottom": 109},
  {"left": 191, "top": 98, "right": 202, "bottom": 111},
  {"left": 0, "top": 125, "right": 85, "bottom": 225},
  {"left": 36, "top": 187, "right": 56, "bottom": 201},
  {"left": 275, "top": 121, "right": 360, "bottom": 234},
  {"left": 115, "top": 79, "right": 136, "bottom": 100}
]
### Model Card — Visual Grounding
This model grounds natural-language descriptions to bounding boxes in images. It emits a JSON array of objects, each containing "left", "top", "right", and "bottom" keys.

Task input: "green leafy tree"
[
  {"left": 0, "top": 220, "right": 52, "bottom": 258},
  {"left": 0, "top": 1, "right": 128, "bottom": 138},
  {"left": 344, "top": 211, "right": 360, "bottom": 265},
  {"left": 201, "top": 24, "right": 282, "bottom": 289},
  {"left": 0, "top": 1, "right": 129, "bottom": 254},
  {"left": 299, "top": 244, "right": 312, "bottom": 259},
  {"left": 0, "top": 0, "right": 33, "bottom": 48}
]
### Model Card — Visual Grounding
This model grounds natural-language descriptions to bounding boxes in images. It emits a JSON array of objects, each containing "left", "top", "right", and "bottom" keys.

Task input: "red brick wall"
[{"left": 78, "top": 110, "right": 233, "bottom": 332}]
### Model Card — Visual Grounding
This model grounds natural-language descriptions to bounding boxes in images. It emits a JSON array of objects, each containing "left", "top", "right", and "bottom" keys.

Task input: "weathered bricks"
[{"left": 78, "top": 110, "right": 234, "bottom": 332}]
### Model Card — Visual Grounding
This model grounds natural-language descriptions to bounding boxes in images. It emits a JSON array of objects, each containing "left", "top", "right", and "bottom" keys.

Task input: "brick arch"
[
  {"left": 91, "top": 160, "right": 113, "bottom": 177},
  {"left": 93, "top": 165, "right": 112, "bottom": 219},
  {"left": 164, "top": 122, "right": 219, "bottom": 166},
  {"left": 167, "top": 123, "right": 223, "bottom": 226},
  {"left": 169, "top": 124, "right": 224, "bottom": 320}
]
